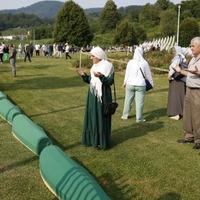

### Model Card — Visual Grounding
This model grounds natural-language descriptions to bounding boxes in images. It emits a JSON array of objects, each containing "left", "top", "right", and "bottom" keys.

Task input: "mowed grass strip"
[{"left": 0, "top": 54, "right": 199, "bottom": 200}]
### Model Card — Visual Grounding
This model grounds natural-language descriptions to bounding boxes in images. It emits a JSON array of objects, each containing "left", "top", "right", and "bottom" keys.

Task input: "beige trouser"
[{"left": 184, "top": 87, "right": 200, "bottom": 143}]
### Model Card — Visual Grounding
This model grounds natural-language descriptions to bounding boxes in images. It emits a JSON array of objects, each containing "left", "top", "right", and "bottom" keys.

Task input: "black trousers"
[
  {"left": 65, "top": 52, "right": 71, "bottom": 59},
  {"left": 24, "top": 52, "right": 31, "bottom": 62}
]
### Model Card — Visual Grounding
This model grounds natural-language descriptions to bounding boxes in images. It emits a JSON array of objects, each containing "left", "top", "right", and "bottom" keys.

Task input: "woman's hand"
[
  {"left": 175, "top": 65, "right": 181, "bottom": 73},
  {"left": 94, "top": 72, "right": 104, "bottom": 77},
  {"left": 76, "top": 68, "right": 85, "bottom": 76},
  {"left": 168, "top": 74, "right": 173, "bottom": 80}
]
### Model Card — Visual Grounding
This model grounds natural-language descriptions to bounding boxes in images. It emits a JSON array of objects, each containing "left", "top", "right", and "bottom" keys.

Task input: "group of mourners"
[
  {"left": 167, "top": 37, "right": 200, "bottom": 150},
  {"left": 0, "top": 42, "right": 17, "bottom": 77},
  {"left": 1, "top": 36, "right": 200, "bottom": 151},
  {"left": 77, "top": 36, "right": 200, "bottom": 151}
]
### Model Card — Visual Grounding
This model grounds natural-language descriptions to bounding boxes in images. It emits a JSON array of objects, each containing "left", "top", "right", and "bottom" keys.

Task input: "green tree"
[
  {"left": 160, "top": 9, "right": 177, "bottom": 36},
  {"left": 134, "top": 23, "right": 147, "bottom": 43},
  {"left": 179, "top": 17, "right": 200, "bottom": 47},
  {"left": 181, "top": 0, "right": 200, "bottom": 18},
  {"left": 54, "top": 1, "right": 93, "bottom": 46},
  {"left": 139, "top": 4, "right": 160, "bottom": 27},
  {"left": 155, "top": 0, "right": 174, "bottom": 10},
  {"left": 35, "top": 25, "right": 53, "bottom": 40},
  {"left": 100, "top": 0, "right": 120, "bottom": 33},
  {"left": 113, "top": 19, "right": 137, "bottom": 46}
]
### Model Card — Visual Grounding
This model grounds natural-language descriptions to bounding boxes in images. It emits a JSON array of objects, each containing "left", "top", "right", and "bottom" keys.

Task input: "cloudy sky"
[{"left": 0, "top": 0, "right": 182, "bottom": 10}]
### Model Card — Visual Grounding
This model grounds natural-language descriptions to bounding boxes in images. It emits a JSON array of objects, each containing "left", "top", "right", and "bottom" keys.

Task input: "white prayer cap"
[{"left": 90, "top": 46, "right": 107, "bottom": 60}]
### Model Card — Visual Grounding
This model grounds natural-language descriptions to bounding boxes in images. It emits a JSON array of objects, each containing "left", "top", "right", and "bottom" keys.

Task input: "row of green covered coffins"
[
  {"left": 0, "top": 91, "right": 111, "bottom": 199},
  {"left": 0, "top": 91, "right": 51, "bottom": 155},
  {"left": 39, "top": 145, "right": 111, "bottom": 200},
  {"left": 12, "top": 114, "right": 52, "bottom": 155},
  {"left": 0, "top": 91, "right": 21, "bottom": 124}
]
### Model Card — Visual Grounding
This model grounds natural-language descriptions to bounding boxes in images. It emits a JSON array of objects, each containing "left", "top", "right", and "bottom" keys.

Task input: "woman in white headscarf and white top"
[
  {"left": 167, "top": 46, "right": 189, "bottom": 120},
  {"left": 77, "top": 46, "right": 114, "bottom": 150},
  {"left": 121, "top": 46, "right": 153, "bottom": 122}
]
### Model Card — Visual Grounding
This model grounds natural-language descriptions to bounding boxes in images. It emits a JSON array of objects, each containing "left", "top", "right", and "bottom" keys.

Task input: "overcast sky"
[{"left": 0, "top": 0, "right": 182, "bottom": 10}]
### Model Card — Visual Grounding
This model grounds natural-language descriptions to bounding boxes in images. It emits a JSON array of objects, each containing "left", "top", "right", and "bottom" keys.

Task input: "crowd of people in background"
[{"left": 1, "top": 37, "right": 200, "bottom": 151}]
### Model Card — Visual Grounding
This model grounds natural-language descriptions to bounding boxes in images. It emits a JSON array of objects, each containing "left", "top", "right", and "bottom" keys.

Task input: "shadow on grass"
[
  {"left": 1, "top": 76, "right": 84, "bottom": 90},
  {"left": 157, "top": 192, "right": 181, "bottom": 200},
  {"left": 117, "top": 108, "right": 167, "bottom": 122},
  {"left": 145, "top": 108, "right": 167, "bottom": 121},
  {"left": 99, "top": 173, "right": 137, "bottom": 200},
  {"left": 0, "top": 155, "right": 37, "bottom": 173},
  {"left": 70, "top": 157, "right": 135, "bottom": 200},
  {"left": 44, "top": 129, "right": 81, "bottom": 151},
  {"left": 17, "top": 63, "right": 55, "bottom": 70},
  {"left": 112, "top": 121, "right": 164, "bottom": 147},
  {"left": 116, "top": 87, "right": 168, "bottom": 102},
  {"left": 30, "top": 104, "right": 85, "bottom": 118},
  {"left": 18, "top": 74, "right": 45, "bottom": 77}
]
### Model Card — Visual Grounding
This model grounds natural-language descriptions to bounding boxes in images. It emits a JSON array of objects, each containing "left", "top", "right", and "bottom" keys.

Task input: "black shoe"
[
  {"left": 193, "top": 143, "right": 200, "bottom": 149},
  {"left": 177, "top": 138, "right": 194, "bottom": 143}
]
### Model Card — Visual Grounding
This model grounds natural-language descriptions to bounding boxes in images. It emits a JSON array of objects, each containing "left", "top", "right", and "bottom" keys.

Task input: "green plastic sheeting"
[
  {"left": 12, "top": 114, "right": 52, "bottom": 155},
  {"left": 0, "top": 98, "right": 21, "bottom": 124},
  {"left": 39, "top": 145, "right": 111, "bottom": 200},
  {"left": 3, "top": 53, "right": 9, "bottom": 62},
  {"left": 0, "top": 91, "right": 7, "bottom": 100}
]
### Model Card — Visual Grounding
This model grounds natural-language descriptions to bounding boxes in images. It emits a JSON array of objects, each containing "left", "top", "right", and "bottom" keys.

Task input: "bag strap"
[
  {"left": 139, "top": 67, "right": 146, "bottom": 80},
  {"left": 103, "top": 73, "right": 117, "bottom": 103},
  {"left": 113, "top": 74, "right": 117, "bottom": 103}
]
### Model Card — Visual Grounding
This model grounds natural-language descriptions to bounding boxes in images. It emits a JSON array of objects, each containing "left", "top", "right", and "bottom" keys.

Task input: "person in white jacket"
[{"left": 121, "top": 46, "right": 153, "bottom": 122}]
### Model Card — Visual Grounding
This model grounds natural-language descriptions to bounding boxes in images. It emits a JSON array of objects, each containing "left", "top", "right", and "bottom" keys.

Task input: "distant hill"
[
  {"left": 0, "top": 1, "right": 143, "bottom": 19},
  {"left": 85, "top": 8, "right": 102, "bottom": 15},
  {"left": 0, "top": 1, "right": 64, "bottom": 19}
]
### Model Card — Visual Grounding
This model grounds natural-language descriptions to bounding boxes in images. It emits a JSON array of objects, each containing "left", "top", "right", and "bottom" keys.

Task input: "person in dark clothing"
[
  {"left": 24, "top": 44, "right": 32, "bottom": 62},
  {"left": 9, "top": 44, "right": 17, "bottom": 77},
  {"left": 77, "top": 46, "right": 114, "bottom": 150},
  {"left": 0, "top": 43, "right": 4, "bottom": 63},
  {"left": 65, "top": 43, "right": 71, "bottom": 59}
]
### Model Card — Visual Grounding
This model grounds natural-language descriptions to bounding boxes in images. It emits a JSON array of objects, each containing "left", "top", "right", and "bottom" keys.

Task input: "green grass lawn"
[{"left": 0, "top": 54, "right": 200, "bottom": 200}]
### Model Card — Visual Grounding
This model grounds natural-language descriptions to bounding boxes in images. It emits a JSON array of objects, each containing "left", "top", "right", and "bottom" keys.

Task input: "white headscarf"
[
  {"left": 130, "top": 46, "right": 148, "bottom": 71},
  {"left": 173, "top": 46, "right": 187, "bottom": 63},
  {"left": 90, "top": 46, "right": 107, "bottom": 60},
  {"left": 90, "top": 47, "right": 113, "bottom": 102},
  {"left": 123, "top": 46, "right": 153, "bottom": 86}
]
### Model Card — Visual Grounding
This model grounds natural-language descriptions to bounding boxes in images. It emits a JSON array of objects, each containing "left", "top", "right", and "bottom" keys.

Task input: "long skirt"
[{"left": 167, "top": 80, "right": 186, "bottom": 117}]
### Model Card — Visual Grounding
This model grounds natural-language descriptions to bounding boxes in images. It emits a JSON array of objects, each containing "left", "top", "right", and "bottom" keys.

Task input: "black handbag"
[
  {"left": 103, "top": 76, "right": 118, "bottom": 116},
  {"left": 172, "top": 72, "right": 184, "bottom": 80},
  {"left": 140, "top": 68, "right": 153, "bottom": 91},
  {"left": 172, "top": 55, "right": 188, "bottom": 80}
]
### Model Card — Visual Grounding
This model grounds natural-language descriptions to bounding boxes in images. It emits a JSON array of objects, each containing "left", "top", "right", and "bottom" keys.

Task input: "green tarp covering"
[
  {"left": 12, "top": 114, "right": 52, "bottom": 155},
  {"left": 3, "top": 53, "right": 9, "bottom": 62},
  {"left": 39, "top": 145, "right": 110, "bottom": 200},
  {"left": 0, "top": 91, "right": 7, "bottom": 100},
  {"left": 0, "top": 98, "right": 21, "bottom": 123}
]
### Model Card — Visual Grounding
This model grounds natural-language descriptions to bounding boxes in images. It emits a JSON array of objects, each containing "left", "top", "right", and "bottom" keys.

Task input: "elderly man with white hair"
[
  {"left": 176, "top": 37, "right": 200, "bottom": 149},
  {"left": 167, "top": 46, "right": 189, "bottom": 120},
  {"left": 121, "top": 46, "right": 153, "bottom": 122},
  {"left": 77, "top": 46, "right": 114, "bottom": 150}
]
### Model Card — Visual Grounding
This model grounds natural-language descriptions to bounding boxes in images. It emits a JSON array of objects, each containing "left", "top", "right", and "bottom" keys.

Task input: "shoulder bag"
[
  {"left": 140, "top": 68, "right": 153, "bottom": 91},
  {"left": 104, "top": 75, "right": 118, "bottom": 116}
]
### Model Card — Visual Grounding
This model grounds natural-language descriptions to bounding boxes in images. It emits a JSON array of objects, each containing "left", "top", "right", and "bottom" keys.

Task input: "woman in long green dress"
[{"left": 77, "top": 47, "right": 114, "bottom": 150}]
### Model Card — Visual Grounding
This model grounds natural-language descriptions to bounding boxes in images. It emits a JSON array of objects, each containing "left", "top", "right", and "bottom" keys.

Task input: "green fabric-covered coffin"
[
  {"left": 12, "top": 114, "right": 52, "bottom": 155},
  {"left": 39, "top": 145, "right": 111, "bottom": 200},
  {"left": 0, "top": 91, "right": 7, "bottom": 100},
  {"left": 0, "top": 98, "right": 21, "bottom": 123}
]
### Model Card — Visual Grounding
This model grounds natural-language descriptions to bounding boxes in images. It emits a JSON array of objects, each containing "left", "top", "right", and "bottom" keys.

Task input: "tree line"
[
  {"left": 54, "top": 0, "right": 200, "bottom": 47},
  {"left": 1, "top": 0, "right": 200, "bottom": 47}
]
